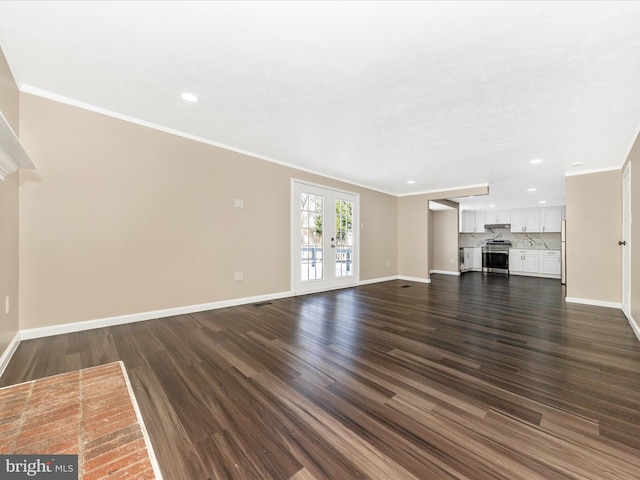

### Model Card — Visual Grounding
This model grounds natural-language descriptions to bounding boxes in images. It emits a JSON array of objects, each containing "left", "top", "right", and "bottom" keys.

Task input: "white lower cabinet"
[
  {"left": 509, "top": 249, "right": 561, "bottom": 278},
  {"left": 539, "top": 250, "right": 561, "bottom": 275},
  {"left": 461, "top": 247, "right": 483, "bottom": 272},
  {"left": 509, "top": 250, "right": 539, "bottom": 273},
  {"left": 462, "top": 247, "right": 473, "bottom": 272},
  {"left": 472, "top": 247, "right": 482, "bottom": 270}
]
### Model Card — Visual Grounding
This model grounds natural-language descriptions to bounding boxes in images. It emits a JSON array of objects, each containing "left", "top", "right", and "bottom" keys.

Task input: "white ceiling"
[{"left": 1, "top": 1, "right": 639, "bottom": 209}]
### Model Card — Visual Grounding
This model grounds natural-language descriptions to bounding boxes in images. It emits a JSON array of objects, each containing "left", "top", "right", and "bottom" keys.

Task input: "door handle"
[{"left": 619, "top": 240, "right": 627, "bottom": 246}]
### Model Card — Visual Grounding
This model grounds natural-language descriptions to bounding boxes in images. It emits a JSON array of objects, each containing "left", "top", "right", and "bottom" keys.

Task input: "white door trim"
[
  {"left": 622, "top": 163, "right": 631, "bottom": 318},
  {"left": 291, "top": 179, "right": 360, "bottom": 295}
]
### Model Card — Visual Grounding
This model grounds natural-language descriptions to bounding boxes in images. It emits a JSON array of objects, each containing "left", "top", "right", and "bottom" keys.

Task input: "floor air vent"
[
  {"left": 401, "top": 285, "right": 411, "bottom": 288},
  {"left": 254, "top": 301, "right": 273, "bottom": 307}
]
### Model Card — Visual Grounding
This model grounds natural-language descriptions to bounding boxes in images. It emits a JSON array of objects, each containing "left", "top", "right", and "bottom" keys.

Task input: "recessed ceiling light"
[
  {"left": 530, "top": 159, "right": 543, "bottom": 164},
  {"left": 527, "top": 188, "right": 537, "bottom": 192},
  {"left": 539, "top": 200, "right": 547, "bottom": 204},
  {"left": 572, "top": 162, "right": 582, "bottom": 167},
  {"left": 180, "top": 92, "right": 198, "bottom": 102},
  {"left": 489, "top": 204, "right": 496, "bottom": 208},
  {"left": 407, "top": 180, "right": 415, "bottom": 184}
]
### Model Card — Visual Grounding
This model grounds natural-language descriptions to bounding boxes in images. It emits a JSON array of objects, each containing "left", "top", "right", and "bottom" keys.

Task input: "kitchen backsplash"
[{"left": 459, "top": 231, "right": 561, "bottom": 250}]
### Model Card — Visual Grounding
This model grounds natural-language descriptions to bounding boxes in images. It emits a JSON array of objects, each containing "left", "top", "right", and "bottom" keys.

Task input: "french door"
[
  {"left": 292, "top": 180, "right": 359, "bottom": 294},
  {"left": 622, "top": 163, "right": 631, "bottom": 318}
]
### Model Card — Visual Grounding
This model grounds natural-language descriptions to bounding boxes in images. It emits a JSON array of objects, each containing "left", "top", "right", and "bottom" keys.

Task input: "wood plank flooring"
[{"left": 2, "top": 273, "right": 640, "bottom": 479}]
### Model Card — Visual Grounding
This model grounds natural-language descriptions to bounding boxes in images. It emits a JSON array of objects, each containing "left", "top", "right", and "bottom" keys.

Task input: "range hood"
[{"left": 484, "top": 223, "right": 511, "bottom": 230}]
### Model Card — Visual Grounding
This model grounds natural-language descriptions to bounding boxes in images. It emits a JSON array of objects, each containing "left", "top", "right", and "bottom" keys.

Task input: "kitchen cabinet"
[
  {"left": 510, "top": 209, "right": 540, "bottom": 233},
  {"left": 473, "top": 211, "right": 485, "bottom": 233},
  {"left": 510, "top": 249, "right": 561, "bottom": 278},
  {"left": 462, "top": 247, "right": 473, "bottom": 272},
  {"left": 473, "top": 247, "right": 482, "bottom": 270},
  {"left": 540, "top": 207, "right": 563, "bottom": 232},
  {"left": 460, "top": 247, "right": 483, "bottom": 272},
  {"left": 460, "top": 211, "right": 476, "bottom": 233},
  {"left": 484, "top": 209, "right": 510, "bottom": 224},
  {"left": 510, "top": 207, "right": 564, "bottom": 233},
  {"left": 461, "top": 207, "right": 563, "bottom": 234},
  {"left": 460, "top": 211, "right": 486, "bottom": 233},
  {"left": 509, "top": 249, "right": 539, "bottom": 273},
  {"left": 539, "top": 250, "right": 561, "bottom": 275},
  {"left": 472, "top": 247, "right": 482, "bottom": 272}
]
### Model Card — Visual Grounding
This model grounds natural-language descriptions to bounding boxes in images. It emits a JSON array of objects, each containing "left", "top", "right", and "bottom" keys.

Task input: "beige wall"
[
  {"left": 622, "top": 132, "right": 640, "bottom": 328},
  {"left": 0, "top": 46, "right": 20, "bottom": 354},
  {"left": 431, "top": 209, "right": 460, "bottom": 272},
  {"left": 398, "top": 188, "right": 478, "bottom": 281},
  {"left": 397, "top": 195, "right": 429, "bottom": 280},
  {"left": 566, "top": 169, "right": 622, "bottom": 303},
  {"left": 7, "top": 66, "right": 638, "bottom": 343},
  {"left": 17, "top": 94, "right": 398, "bottom": 329}
]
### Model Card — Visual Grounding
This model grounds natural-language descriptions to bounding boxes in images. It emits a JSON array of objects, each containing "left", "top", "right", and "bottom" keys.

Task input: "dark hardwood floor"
[{"left": 2, "top": 273, "right": 640, "bottom": 479}]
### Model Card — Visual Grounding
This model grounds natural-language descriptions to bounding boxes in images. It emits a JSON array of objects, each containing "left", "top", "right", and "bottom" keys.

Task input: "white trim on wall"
[
  {"left": 627, "top": 314, "right": 640, "bottom": 343},
  {"left": 397, "top": 182, "right": 489, "bottom": 198},
  {"left": 429, "top": 270, "right": 461, "bottom": 276},
  {"left": 0, "top": 331, "right": 21, "bottom": 378},
  {"left": 0, "top": 111, "right": 35, "bottom": 179},
  {"left": 564, "top": 165, "right": 620, "bottom": 177},
  {"left": 19, "top": 291, "right": 293, "bottom": 341},
  {"left": 397, "top": 275, "right": 431, "bottom": 284},
  {"left": 565, "top": 297, "right": 622, "bottom": 309},
  {"left": 20, "top": 85, "right": 397, "bottom": 196},
  {"left": 1, "top": 277, "right": 425, "bottom": 373},
  {"left": 119, "top": 361, "right": 164, "bottom": 479},
  {"left": 358, "top": 276, "right": 398, "bottom": 286}
]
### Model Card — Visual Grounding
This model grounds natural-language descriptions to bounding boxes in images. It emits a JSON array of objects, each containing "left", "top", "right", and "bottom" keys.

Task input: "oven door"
[{"left": 482, "top": 248, "right": 509, "bottom": 274}]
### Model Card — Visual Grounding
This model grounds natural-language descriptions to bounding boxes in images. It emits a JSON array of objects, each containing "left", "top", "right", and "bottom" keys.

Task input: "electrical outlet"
[
  {"left": 5, "top": 295, "right": 9, "bottom": 315},
  {"left": 234, "top": 198, "right": 244, "bottom": 208},
  {"left": 234, "top": 272, "right": 243, "bottom": 281}
]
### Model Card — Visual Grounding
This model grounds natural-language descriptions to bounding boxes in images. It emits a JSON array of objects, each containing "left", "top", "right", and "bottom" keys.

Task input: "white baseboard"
[
  {"left": 3, "top": 277, "right": 413, "bottom": 365},
  {"left": 625, "top": 312, "right": 640, "bottom": 343},
  {"left": 510, "top": 271, "right": 561, "bottom": 280},
  {"left": 430, "top": 270, "right": 461, "bottom": 276},
  {"left": 118, "top": 361, "right": 164, "bottom": 479},
  {"left": 397, "top": 275, "right": 431, "bottom": 284},
  {"left": 358, "top": 276, "right": 399, "bottom": 286},
  {"left": 19, "top": 290, "right": 293, "bottom": 341},
  {"left": 565, "top": 297, "right": 622, "bottom": 309},
  {"left": 0, "top": 331, "right": 21, "bottom": 378}
]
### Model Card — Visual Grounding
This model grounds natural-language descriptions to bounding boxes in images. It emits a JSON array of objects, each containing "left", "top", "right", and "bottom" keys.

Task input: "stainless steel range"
[{"left": 482, "top": 240, "right": 512, "bottom": 274}]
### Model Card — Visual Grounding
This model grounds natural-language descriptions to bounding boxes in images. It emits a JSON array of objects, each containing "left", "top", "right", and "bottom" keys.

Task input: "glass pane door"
[
  {"left": 300, "top": 192, "right": 323, "bottom": 282},
  {"left": 293, "top": 181, "right": 359, "bottom": 294},
  {"left": 335, "top": 198, "right": 354, "bottom": 278}
]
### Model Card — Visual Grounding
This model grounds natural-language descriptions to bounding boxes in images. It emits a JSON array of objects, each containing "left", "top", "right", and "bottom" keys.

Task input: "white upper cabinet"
[
  {"left": 460, "top": 210, "right": 486, "bottom": 233},
  {"left": 510, "top": 207, "right": 563, "bottom": 233},
  {"left": 473, "top": 211, "right": 485, "bottom": 232},
  {"left": 460, "top": 210, "right": 476, "bottom": 233},
  {"left": 484, "top": 209, "right": 510, "bottom": 224},
  {"left": 510, "top": 209, "right": 540, "bottom": 233},
  {"left": 539, "top": 207, "right": 563, "bottom": 232},
  {"left": 460, "top": 207, "right": 564, "bottom": 234}
]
